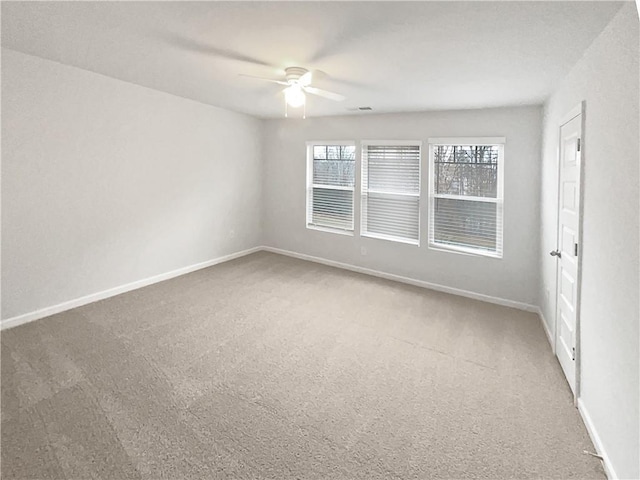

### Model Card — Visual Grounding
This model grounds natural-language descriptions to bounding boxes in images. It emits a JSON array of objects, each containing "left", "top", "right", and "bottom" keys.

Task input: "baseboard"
[
  {"left": 4, "top": 244, "right": 618, "bottom": 479},
  {"left": 539, "top": 311, "right": 616, "bottom": 478},
  {"left": 1, "top": 246, "right": 262, "bottom": 331},
  {"left": 578, "top": 399, "right": 618, "bottom": 480},
  {"left": 1, "top": 244, "right": 539, "bottom": 329},
  {"left": 262, "top": 246, "right": 538, "bottom": 312},
  {"left": 536, "top": 306, "right": 555, "bottom": 353}
]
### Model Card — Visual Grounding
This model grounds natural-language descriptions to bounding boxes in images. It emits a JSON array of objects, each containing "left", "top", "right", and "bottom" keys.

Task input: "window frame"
[
  {"left": 360, "top": 140, "right": 422, "bottom": 246},
  {"left": 306, "top": 141, "right": 356, "bottom": 235},
  {"left": 427, "top": 137, "right": 505, "bottom": 258}
]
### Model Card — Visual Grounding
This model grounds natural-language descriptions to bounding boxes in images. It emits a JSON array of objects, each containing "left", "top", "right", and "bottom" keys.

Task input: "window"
[
  {"left": 428, "top": 137, "right": 505, "bottom": 257},
  {"left": 361, "top": 141, "right": 421, "bottom": 245},
  {"left": 306, "top": 142, "right": 355, "bottom": 233}
]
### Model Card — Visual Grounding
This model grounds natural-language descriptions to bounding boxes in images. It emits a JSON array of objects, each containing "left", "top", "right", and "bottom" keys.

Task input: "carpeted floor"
[{"left": 1, "top": 251, "right": 603, "bottom": 479}]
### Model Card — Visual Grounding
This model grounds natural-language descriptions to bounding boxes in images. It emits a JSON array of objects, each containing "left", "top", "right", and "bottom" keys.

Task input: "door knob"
[{"left": 550, "top": 250, "right": 561, "bottom": 258}]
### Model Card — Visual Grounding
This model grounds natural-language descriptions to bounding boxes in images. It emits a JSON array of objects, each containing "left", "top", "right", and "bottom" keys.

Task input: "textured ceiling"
[{"left": 1, "top": 1, "right": 624, "bottom": 118}]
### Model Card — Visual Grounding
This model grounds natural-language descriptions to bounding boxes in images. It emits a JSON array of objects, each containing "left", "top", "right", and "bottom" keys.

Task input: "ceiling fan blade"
[
  {"left": 303, "top": 86, "right": 345, "bottom": 102},
  {"left": 239, "top": 74, "right": 288, "bottom": 86},
  {"left": 164, "top": 35, "right": 273, "bottom": 67},
  {"left": 299, "top": 71, "right": 313, "bottom": 86},
  {"left": 309, "top": 12, "right": 390, "bottom": 63}
]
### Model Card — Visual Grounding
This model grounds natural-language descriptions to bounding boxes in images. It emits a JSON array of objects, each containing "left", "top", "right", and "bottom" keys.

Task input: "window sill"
[
  {"left": 307, "top": 224, "right": 354, "bottom": 236},
  {"left": 362, "top": 232, "right": 419, "bottom": 246},
  {"left": 428, "top": 243, "right": 502, "bottom": 259}
]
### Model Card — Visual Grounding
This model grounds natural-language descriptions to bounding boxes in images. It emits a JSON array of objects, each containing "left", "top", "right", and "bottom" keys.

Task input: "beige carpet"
[{"left": 1, "top": 251, "right": 603, "bottom": 479}]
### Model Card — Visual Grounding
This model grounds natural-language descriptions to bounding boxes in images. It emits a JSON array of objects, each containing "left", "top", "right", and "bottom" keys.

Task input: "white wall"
[
  {"left": 263, "top": 106, "right": 542, "bottom": 307},
  {"left": 540, "top": 4, "right": 639, "bottom": 478},
  {"left": 2, "top": 6, "right": 637, "bottom": 476},
  {"left": 1, "top": 49, "right": 263, "bottom": 321}
]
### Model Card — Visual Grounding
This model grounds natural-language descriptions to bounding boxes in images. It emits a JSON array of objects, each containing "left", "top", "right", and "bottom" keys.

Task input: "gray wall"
[
  {"left": 1, "top": 49, "right": 263, "bottom": 320},
  {"left": 263, "top": 106, "right": 542, "bottom": 306},
  {"left": 540, "top": 4, "right": 639, "bottom": 478}
]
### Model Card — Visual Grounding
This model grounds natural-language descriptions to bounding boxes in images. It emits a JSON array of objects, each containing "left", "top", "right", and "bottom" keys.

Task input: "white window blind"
[
  {"left": 428, "top": 138, "right": 504, "bottom": 257},
  {"left": 306, "top": 143, "right": 355, "bottom": 232},
  {"left": 361, "top": 142, "right": 421, "bottom": 244}
]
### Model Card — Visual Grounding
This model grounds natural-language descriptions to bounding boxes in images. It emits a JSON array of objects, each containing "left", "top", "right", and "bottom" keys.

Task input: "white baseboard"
[
  {"left": 262, "top": 246, "right": 538, "bottom": 313},
  {"left": 578, "top": 399, "right": 618, "bottom": 480},
  {"left": 1, "top": 246, "right": 262, "bottom": 331},
  {"left": 1, "top": 244, "right": 539, "bottom": 330},
  {"left": 537, "top": 311, "right": 617, "bottom": 478},
  {"left": 536, "top": 306, "right": 555, "bottom": 353},
  {"left": 4, "top": 243, "right": 620, "bottom": 480}
]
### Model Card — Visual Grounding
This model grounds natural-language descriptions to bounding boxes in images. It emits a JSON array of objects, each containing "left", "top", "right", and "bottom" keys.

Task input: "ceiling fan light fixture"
[
  {"left": 284, "top": 84, "right": 305, "bottom": 108},
  {"left": 240, "top": 66, "right": 343, "bottom": 118}
]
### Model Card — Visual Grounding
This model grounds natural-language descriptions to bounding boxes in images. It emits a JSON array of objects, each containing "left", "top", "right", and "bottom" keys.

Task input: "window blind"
[
  {"left": 307, "top": 144, "right": 355, "bottom": 231},
  {"left": 429, "top": 142, "right": 504, "bottom": 257},
  {"left": 361, "top": 143, "right": 421, "bottom": 244}
]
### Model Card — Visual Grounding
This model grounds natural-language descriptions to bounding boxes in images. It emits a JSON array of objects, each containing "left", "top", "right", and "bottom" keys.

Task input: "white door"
[{"left": 552, "top": 112, "right": 582, "bottom": 394}]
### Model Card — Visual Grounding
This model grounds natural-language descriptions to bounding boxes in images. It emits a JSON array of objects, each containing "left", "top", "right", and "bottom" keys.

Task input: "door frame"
[{"left": 554, "top": 101, "right": 586, "bottom": 403}]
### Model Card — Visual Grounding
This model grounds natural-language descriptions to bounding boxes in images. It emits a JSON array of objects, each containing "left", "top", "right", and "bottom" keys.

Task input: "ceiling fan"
[{"left": 241, "top": 67, "right": 345, "bottom": 118}]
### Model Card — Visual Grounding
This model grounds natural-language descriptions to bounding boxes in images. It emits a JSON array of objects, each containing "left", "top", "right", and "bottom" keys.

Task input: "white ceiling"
[{"left": 2, "top": 1, "right": 623, "bottom": 118}]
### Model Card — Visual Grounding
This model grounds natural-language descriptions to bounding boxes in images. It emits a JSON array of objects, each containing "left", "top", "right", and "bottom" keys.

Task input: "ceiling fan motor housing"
[{"left": 284, "top": 67, "right": 309, "bottom": 84}]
